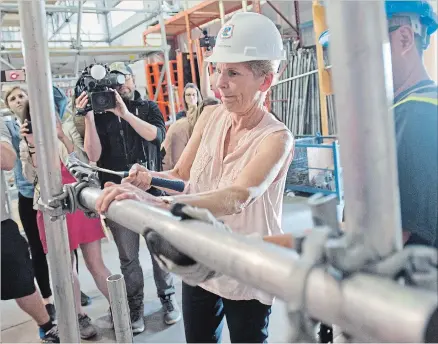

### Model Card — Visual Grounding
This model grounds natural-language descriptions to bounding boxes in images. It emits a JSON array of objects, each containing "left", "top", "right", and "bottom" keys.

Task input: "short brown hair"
[{"left": 4, "top": 86, "right": 28, "bottom": 108}]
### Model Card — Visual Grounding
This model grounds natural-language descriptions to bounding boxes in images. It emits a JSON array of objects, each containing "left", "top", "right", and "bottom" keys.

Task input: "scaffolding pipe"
[
  {"left": 0, "top": 46, "right": 167, "bottom": 56},
  {"left": 0, "top": 4, "right": 152, "bottom": 13},
  {"left": 74, "top": 0, "right": 84, "bottom": 77},
  {"left": 158, "top": 0, "right": 176, "bottom": 122},
  {"left": 0, "top": 56, "right": 16, "bottom": 69},
  {"left": 109, "top": 12, "right": 158, "bottom": 43},
  {"left": 154, "top": 66, "right": 167, "bottom": 102},
  {"left": 219, "top": 0, "right": 225, "bottom": 26},
  {"left": 2, "top": 39, "right": 109, "bottom": 43},
  {"left": 266, "top": 1, "right": 299, "bottom": 34},
  {"left": 102, "top": 0, "right": 112, "bottom": 43},
  {"left": 273, "top": 65, "right": 331, "bottom": 87},
  {"left": 107, "top": 274, "right": 133, "bottom": 343},
  {"left": 242, "top": 0, "right": 248, "bottom": 12},
  {"left": 17, "top": 1, "right": 80, "bottom": 342},
  {"left": 325, "top": 0, "right": 403, "bottom": 255},
  {"left": 77, "top": 186, "right": 437, "bottom": 343}
]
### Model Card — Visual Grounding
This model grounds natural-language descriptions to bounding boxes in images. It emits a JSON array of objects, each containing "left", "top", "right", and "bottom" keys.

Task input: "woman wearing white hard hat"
[{"left": 95, "top": 12, "right": 294, "bottom": 342}]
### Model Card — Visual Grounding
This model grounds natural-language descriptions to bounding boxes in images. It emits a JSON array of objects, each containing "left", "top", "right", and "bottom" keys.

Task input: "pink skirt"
[{"left": 37, "top": 161, "right": 105, "bottom": 254}]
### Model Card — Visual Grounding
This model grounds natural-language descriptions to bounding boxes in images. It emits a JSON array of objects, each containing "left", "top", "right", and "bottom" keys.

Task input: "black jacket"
[{"left": 94, "top": 90, "right": 166, "bottom": 187}]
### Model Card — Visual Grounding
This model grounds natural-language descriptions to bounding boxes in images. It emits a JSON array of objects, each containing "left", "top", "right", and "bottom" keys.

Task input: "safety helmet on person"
[
  {"left": 205, "top": 12, "right": 286, "bottom": 64},
  {"left": 318, "top": 0, "right": 438, "bottom": 50}
]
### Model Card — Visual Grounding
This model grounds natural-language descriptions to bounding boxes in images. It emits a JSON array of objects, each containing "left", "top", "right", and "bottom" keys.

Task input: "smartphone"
[{"left": 26, "top": 120, "right": 33, "bottom": 134}]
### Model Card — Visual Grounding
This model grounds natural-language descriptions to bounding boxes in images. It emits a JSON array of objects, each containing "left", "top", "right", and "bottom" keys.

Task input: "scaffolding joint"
[{"left": 38, "top": 180, "right": 99, "bottom": 221}]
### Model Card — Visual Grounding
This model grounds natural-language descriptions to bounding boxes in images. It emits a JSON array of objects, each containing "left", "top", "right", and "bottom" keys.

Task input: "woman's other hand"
[
  {"left": 122, "top": 163, "right": 152, "bottom": 191},
  {"left": 95, "top": 182, "right": 163, "bottom": 214}
]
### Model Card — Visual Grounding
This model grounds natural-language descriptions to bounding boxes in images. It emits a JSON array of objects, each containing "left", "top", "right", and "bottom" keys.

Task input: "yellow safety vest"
[
  {"left": 391, "top": 83, "right": 438, "bottom": 110},
  {"left": 391, "top": 95, "right": 438, "bottom": 110}
]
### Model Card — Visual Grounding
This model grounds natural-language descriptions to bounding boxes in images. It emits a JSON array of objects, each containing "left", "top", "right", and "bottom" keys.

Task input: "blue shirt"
[
  {"left": 393, "top": 80, "right": 438, "bottom": 247},
  {"left": 4, "top": 117, "right": 35, "bottom": 199}
]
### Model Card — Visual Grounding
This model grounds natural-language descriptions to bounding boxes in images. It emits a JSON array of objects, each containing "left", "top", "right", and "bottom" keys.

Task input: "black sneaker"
[
  {"left": 78, "top": 314, "right": 97, "bottom": 339},
  {"left": 45, "top": 304, "right": 56, "bottom": 322},
  {"left": 41, "top": 325, "right": 60, "bottom": 343},
  {"left": 81, "top": 291, "right": 91, "bottom": 306},
  {"left": 161, "top": 295, "right": 181, "bottom": 325}
]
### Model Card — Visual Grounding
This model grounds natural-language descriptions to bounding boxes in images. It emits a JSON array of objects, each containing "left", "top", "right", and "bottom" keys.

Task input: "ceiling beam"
[{"left": 0, "top": 4, "right": 153, "bottom": 13}]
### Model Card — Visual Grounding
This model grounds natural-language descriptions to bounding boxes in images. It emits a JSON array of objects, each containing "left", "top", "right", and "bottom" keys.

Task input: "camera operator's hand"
[
  {"left": 122, "top": 163, "right": 152, "bottom": 191},
  {"left": 20, "top": 121, "right": 34, "bottom": 146},
  {"left": 108, "top": 89, "right": 130, "bottom": 119},
  {"left": 75, "top": 91, "right": 94, "bottom": 118}
]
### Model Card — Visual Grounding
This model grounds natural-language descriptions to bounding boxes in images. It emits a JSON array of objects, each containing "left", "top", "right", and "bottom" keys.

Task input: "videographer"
[{"left": 75, "top": 62, "right": 180, "bottom": 333}]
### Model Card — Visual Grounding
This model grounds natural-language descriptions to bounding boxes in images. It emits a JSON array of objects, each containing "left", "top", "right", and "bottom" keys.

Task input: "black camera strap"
[{"left": 118, "top": 104, "right": 150, "bottom": 170}]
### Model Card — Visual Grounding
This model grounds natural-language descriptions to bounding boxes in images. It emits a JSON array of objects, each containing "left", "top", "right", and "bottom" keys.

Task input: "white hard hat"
[{"left": 205, "top": 12, "right": 286, "bottom": 63}]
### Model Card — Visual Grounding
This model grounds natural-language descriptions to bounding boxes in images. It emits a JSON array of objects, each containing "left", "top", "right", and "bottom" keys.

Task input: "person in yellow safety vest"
[{"left": 267, "top": 0, "right": 438, "bottom": 250}]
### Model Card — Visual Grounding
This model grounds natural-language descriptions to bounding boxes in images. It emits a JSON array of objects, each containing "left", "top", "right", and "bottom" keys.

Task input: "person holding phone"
[
  {"left": 3, "top": 86, "right": 55, "bottom": 320},
  {"left": 19, "top": 91, "right": 113, "bottom": 340}
]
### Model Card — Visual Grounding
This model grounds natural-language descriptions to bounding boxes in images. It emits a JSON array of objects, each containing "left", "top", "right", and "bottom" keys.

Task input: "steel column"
[
  {"left": 107, "top": 274, "right": 133, "bottom": 343},
  {"left": 17, "top": 1, "right": 80, "bottom": 342},
  {"left": 325, "top": 0, "right": 402, "bottom": 254},
  {"left": 74, "top": 0, "right": 84, "bottom": 76}
]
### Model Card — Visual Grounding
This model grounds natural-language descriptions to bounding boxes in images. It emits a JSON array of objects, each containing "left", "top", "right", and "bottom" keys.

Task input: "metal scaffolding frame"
[{"left": 10, "top": 0, "right": 438, "bottom": 342}]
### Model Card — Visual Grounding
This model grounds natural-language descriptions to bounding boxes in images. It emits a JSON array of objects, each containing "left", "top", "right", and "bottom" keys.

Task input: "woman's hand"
[
  {"left": 122, "top": 163, "right": 152, "bottom": 191},
  {"left": 95, "top": 182, "right": 164, "bottom": 214},
  {"left": 75, "top": 91, "right": 94, "bottom": 118},
  {"left": 20, "top": 121, "right": 34, "bottom": 146}
]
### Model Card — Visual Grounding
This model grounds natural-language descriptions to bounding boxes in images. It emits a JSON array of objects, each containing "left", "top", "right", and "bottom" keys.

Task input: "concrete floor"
[{"left": 1, "top": 194, "right": 314, "bottom": 343}]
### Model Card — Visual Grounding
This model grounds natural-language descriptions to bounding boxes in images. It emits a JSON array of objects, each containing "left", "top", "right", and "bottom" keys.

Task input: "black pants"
[
  {"left": 1, "top": 219, "right": 36, "bottom": 300},
  {"left": 182, "top": 283, "right": 271, "bottom": 343},
  {"left": 18, "top": 193, "right": 52, "bottom": 299}
]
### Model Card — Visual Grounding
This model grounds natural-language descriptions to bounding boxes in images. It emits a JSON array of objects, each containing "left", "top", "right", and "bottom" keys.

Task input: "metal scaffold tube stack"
[{"left": 271, "top": 41, "right": 337, "bottom": 135}]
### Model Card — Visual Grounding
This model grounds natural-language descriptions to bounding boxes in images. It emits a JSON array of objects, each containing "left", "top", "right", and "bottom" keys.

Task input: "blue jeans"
[
  {"left": 182, "top": 283, "right": 271, "bottom": 343},
  {"left": 106, "top": 219, "right": 175, "bottom": 320}
]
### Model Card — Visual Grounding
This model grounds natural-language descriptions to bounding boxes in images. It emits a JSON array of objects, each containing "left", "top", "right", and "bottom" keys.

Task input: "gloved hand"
[
  {"left": 145, "top": 204, "right": 232, "bottom": 286},
  {"left": 364, "top": 245, "right": 438, "bottom": 292}
]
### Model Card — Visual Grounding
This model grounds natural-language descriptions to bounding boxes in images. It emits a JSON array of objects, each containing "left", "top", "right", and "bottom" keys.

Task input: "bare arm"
[
  {"left": 19, "top": 139, "right": 37, "bottom": 183},
  {"left": 76, "top": 92, "right": 102, "bottom": 162},
  {"left": 124, "top": 112, "right": 158, "bottom": 142},
  {"left": 169, "top": 129, "right": 294, "bottom": 217},
  {"left": 83, "top": 114, "right": 102, "bottom": 162},
  {"left": 0, "top": 141, "right": 16, "bottom": 171}
]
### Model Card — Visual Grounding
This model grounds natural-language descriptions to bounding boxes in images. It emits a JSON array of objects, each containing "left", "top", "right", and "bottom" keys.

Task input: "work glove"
[
  {"left": 364, "top": 245, "right": 438, "bottom": 292},
  {"left": 145, "top": 204, "right": 231, "bottom": 286}
]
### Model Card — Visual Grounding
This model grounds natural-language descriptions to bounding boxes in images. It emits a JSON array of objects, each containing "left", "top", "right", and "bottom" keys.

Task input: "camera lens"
[{"left": 94, "top": 93, "right": 111, "bottom": 107}]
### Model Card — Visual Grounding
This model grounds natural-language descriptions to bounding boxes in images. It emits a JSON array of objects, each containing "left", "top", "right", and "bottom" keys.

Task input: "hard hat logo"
[{"left": 220, "top": 25, "right": 234, "bottom": 39}]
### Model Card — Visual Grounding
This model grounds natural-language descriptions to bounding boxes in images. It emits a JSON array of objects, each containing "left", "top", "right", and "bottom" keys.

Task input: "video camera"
[
  {"left": 74, "top": 64, "right": 126, "bottom": 115},
  {"left": 199, "top": 30, "right": 216, "bottom": 51}
]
